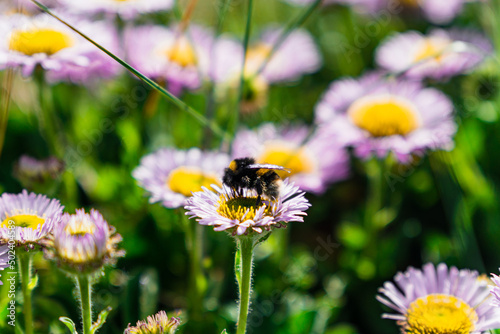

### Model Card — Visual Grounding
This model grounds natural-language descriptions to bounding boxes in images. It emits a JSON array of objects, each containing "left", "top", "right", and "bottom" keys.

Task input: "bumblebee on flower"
[{"left": 185, "top": 158, "right": 310, "bottom": 236}]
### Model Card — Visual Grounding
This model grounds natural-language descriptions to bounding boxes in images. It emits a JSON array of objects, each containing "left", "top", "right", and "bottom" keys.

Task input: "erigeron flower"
[
  {"left": 210, "top": 27, "right": 321, "bottom": 84},
  {"left": 232, "top": 123, "right": 349, "bottom": 194},
  {"left": 133, "top": 148, "right": 230, "bottom": 209},
  {"left": 315, "top": 72, "right": 456, "bottom": 163},
  {"left": 209, "top": 27, "right": 321, "bottom": 113},
  {"left": 377, "top": 263, "right": 500, "bottom": 333},
  {"left": 124, "top": 24, "right": 213, "bottom": 95},
  {"left": 0, "top": 13, "right": 121, "bottom": 83},
  {"left": 376, "top": 29, "right": 492, "bottom": 80},
  {"left": 57, "top": 0, "right": 173, "bottom": 20},
  {"left": 44, "top": 209, "right": 124, "bottom": 274},
  {"left": 125, "top": 311, "right": 180, "bottom": 334},
  {"left": 185, "top": 179, "right": 310, "bottom": 235},
  {"left": 0, "top": 190, "right": 63, "bottom": 248}
]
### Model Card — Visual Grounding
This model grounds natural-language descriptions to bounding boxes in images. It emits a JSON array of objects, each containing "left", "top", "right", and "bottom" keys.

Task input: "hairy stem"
[
  {"left": 19, "top": 252, "right": 34, "bottom": 334},
  {"left": 76, "top": 275, "right": 93, "bottom": 334},
  {"left": 236, "top": 237, "right": 254, "bottom": 334}
]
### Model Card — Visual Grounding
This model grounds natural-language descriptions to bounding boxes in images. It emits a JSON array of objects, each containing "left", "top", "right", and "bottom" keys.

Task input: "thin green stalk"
[
  {"left": 19, "top": 252, "right": 34, "bottom": 334},
  {"left": 31, "top": 0, "right": 229, "bottom": 143},
  {"left": 235, "top": 0, "right": 254, "bottom": 126},
  {"left": 0, "top": 69, "right": 13, "bottom": 159},
  {"left": 236, "top": 237, "right": 254, "bottom": 334},
  {"left": 76, "top": 274, "right": 93, "bottom": 334},
  {"left": 364, "top": 158, "right": 384, "bottom": 230},
  {"left": 253, "top": 0, "right": 322, "bottom": 78},
  {"left": 182, "top": 213, "right": 205, "bottom": 319}
]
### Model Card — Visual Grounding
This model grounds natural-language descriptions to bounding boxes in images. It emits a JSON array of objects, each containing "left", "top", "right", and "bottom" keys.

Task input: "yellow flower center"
[
  {"left": 167, "top": 167, "right": 221, "bottom": 197},
  {"left": 166, "top": 37, "right": 197, "bottom": 67},
  {"left": 217, "top": 196, "right": 270, "bottom": 221},
  {"left": 1, "top": 214, "right": 45, "bottom": 229},
  {"left": 64, "top": 217, "right": 96, "bottom": 237},
  {"left": 245, "top": 43, "right": 272, "bottom": 75},
  {"left": 258, "top": 143, "right": 314, "bottom": 178},
  {"left": 405, "top": 294, "right": 478, "bottom": 334},
  {"left": 9, "top": 28, "right": 74, "bottom": 56},
  {"left": 414, "top": 37, "right": 451, "bottom": 64},
  {"left": 347, "top": 94, "right": 420, "bottom": 137}
]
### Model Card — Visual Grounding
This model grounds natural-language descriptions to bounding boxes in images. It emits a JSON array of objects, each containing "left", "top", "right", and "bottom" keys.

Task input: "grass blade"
[{"left": 31, "top": 0, "right": 229, "bottom": 142}]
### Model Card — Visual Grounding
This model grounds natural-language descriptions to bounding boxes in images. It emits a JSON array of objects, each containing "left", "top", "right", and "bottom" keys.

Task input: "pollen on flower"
[
  {"left": 217, "top": 196, "right": 270, "bottom": 221},
  {"left": 9, "top": 28, "right": 74, "bottom": 56},
  {"left": 258, "top": 143, "right": 314, "bottom": 178},
  {"left": 165, "top": 37, "right": 197, "bottom": 67},
  {"left": 348, "top": 94, "right": 421, "bottom": 137},
  {"left": 414, "top": 37, "right": 451, "bottom": 63},
  {"left": 166, "top": 167, "right": 221, "bottom": 197},
  {"left": 404, "top": 294, "right": 477, "bottom": 334},
  {"left": 1, "top": 214, "right": 45, "bottom": 229}
]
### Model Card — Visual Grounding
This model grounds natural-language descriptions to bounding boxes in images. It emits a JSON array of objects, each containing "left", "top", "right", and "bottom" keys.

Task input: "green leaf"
[
  {"left": 221, "top": 330, "right": 228, "bottom": 334},
  {"left": 90, "top": 306, "right": 112, "bottom": 334},
  {"left": 59, "top": 317, "right": 78, "bottom": 334},
  {"left": 28, "top": 273, "right": 38, "bottom": 291}
]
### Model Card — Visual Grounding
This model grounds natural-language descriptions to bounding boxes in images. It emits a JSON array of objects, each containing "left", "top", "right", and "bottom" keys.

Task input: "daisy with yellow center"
[
  {"left": 376, "top": 29, "right": 492, "bottom": 81},
  {"left": 0, "top": 190, "right": 63, "bottom": 247},
  {"left": 133, "top": 148, "right": 230, "bottom": 209},
  {"left": 315, "top": 73, "right": 456, "bottom": 163},
  {"left": 43, "top": 209, "right": 124, "bottom": 274},
  {"left": 232, "top": 123, "right": 349, "bottom": 194},
  {"left": 185, "top": 178, "right": 310, "bottom": 235},
  {"left": 377, "top": 263, "right": 500, "bottom": 334},
  {"left": 0, "top": 13, "right": 121, "bottom": 82},
  {"left": 125, "top": 25, "right": 212, "bottom": 95}
]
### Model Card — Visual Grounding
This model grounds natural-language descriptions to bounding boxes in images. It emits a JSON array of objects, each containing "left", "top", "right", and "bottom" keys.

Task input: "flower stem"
[
  {"left": 236, "top": 237, "right": 254, "bottom": 334},
  {"left": 182, "top": 213, "right": 205, "bottom": 320},
  {"left": 364, "top": 158, "right": 384, "bottom": 230},
  {"left": 76, "top": 274, "right": 93, "bottom": 334},
  {"left": 19, "top": 252, "right": 34, "bottom": 334}
]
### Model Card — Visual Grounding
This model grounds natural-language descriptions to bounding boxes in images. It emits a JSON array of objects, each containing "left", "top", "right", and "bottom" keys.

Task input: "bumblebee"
[{"left": 223, "top": 157, "right": 289, "bottom": 202}]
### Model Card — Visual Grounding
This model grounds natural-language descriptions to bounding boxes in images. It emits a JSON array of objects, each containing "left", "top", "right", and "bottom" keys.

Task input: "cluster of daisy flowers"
[{"left": 0, "top": 190, "right": 124, "bottom": 272}]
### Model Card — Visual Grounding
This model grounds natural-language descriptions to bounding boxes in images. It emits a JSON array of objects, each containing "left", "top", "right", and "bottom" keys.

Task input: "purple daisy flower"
[
  {"left": 185, "top": 179, "right": 310, "bottom": 235},
  {"left": 57, "top": 0, "right": 173, "bottom": 20},
  {"left": 0, "top": 190, "right": 63, "bottom": 247},
  {"left": 210, "top": 27, "right": 321, "bottom": 84},
  {"left": 44, "top": 209, "right": 124, "bottom": 274},
  {"left": 377, "top": 263, "right": 500, "bottom": 333},
  {"left": 231, "top": 123, "right": 349, "bottom": 194},
  {"left": 133, "top": 148, "right": 230, "bottom": 209},
  {"left": 125, "top": 311, "right": 180, "bottom": 334},
  {"left": 315, "top": 72, "right": 456, "bottom": 163},
  {"left": 376, "top": 29, "right": 492, "bottom": 81},
  {"left": 125, "top": 24, "right": 213, "bottom": 95},
  {"left": 0, "top": 13, "right": 121, "bottom": 83}
]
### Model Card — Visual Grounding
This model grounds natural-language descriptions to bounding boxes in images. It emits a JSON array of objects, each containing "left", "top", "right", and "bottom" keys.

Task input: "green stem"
[
  {"left": 236, "top": 237, "right": 254, "bottom": 334},
  {"left": 19, "top": 252, "right": 34, "bottom": 334},
  {"left": 182, "top": 214, "right": 205, "bottom": 319},
  {"left": 364, "top": 158, "right": 384, "bottom": 230},
  {"left": 76, "top": 275, "right": 93, "bottom": 334}
]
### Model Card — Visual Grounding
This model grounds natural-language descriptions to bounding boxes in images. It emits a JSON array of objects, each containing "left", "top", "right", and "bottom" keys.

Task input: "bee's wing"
[{"left": 247, "top": 164, "right": 291, "bottom": 173}]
